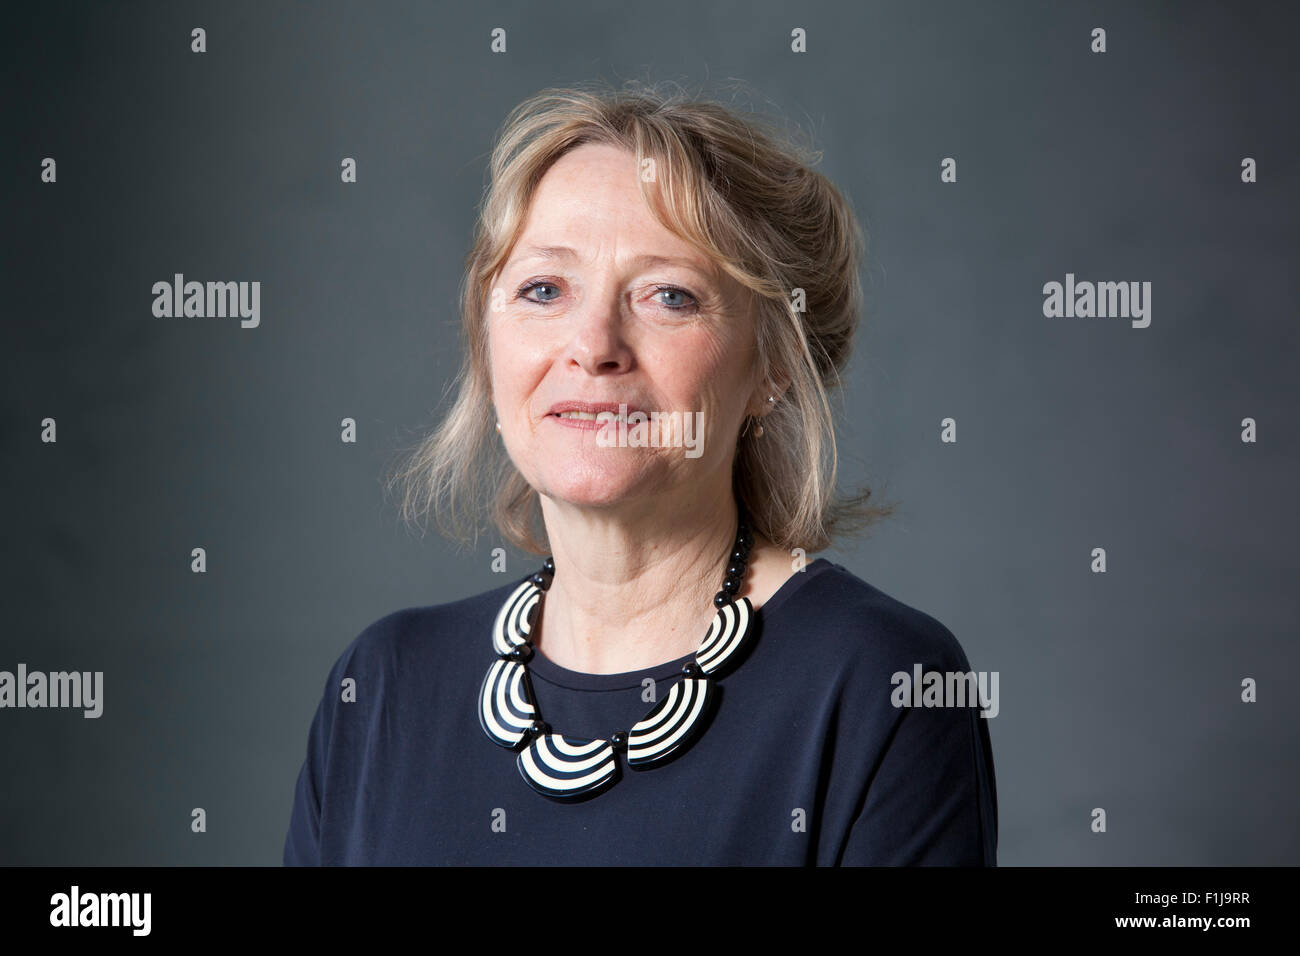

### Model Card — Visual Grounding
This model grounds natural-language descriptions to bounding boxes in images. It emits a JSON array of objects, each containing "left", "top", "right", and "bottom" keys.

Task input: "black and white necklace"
[{"left": 478, "top": 516, "right": 757, "bottom": 799}]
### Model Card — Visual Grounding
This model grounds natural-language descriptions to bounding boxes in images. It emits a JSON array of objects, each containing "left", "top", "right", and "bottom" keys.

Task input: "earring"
[
  {"left": 752, "top": 396, "right": 775, "bottom": 437},
  {"left": 495, "top": 421, "right": 501, "bottom": 433}
]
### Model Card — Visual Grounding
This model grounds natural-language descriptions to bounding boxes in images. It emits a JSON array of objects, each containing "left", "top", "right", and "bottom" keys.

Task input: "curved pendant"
[
  {"left": 491, "top": 580, "right": 541, "bottom": 656},
  {"left": 517, "top": 734, "right": 618, "bottom": 798},
  {"left": 478, "top": 658, "right": 536, "bottom": 748},
  {"left": 696, "top": 595, "right": 753, "bottom": 675},
  {"left": 627, "top": 676, "right": 712, "bottom": 766}
]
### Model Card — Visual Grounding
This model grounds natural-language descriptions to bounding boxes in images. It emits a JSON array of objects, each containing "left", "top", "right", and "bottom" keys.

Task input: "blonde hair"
[{"left": 385, "top": 80, "right": 895, "bottom": 555}]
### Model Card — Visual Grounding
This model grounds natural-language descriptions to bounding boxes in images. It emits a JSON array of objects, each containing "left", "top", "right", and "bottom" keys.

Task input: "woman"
[{"left": 283, "top": 83, "right": 997, "bottom": 866}]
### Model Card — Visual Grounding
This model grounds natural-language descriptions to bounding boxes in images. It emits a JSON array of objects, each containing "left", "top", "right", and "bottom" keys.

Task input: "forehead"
[
  {"left": 530, "top": 141, "right": 640, "bottom": 206},
  {"left": 510, "top": 142, "right": 706, "bottom": 267}
]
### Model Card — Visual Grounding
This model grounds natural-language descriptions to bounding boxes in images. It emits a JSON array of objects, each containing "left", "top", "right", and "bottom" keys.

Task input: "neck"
[{"left": 531, "top": 495, "right": 743, "bottom": 674}]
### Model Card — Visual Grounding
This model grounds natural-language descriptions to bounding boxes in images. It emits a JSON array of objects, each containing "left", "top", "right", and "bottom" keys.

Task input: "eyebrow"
[{"left": 508, "top": 245, "right": 713, "bottom": 275}]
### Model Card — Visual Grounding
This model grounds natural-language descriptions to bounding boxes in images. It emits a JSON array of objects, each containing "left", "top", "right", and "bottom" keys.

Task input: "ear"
[
  {"left": 750, "top": 368, "right": 791, "bottom": 417},
  {"left": 767, "top": 369, "right": 791, "bottom": 406}
]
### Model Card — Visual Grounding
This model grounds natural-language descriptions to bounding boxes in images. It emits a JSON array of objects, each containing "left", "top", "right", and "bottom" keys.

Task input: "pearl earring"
[
  {"left": 495, "top": 421, "right": 501, "bottom": 433},
  {"left": 753, "top": 396, "right": 775, "bottom": 438}
]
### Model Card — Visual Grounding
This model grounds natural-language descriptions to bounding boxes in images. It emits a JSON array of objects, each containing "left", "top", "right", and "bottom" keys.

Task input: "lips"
[{"left": 546, "top": 400, "right": 643, "bottom": 419}]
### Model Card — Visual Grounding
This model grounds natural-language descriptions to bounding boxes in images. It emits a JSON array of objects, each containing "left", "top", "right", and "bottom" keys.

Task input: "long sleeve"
[
  {"left": 282, "top": 690, "right": 329, "bottom": 866},
  {"left": 282, "top": 623, "right": 383, "bottom": 866},
  {"left": 838, "top": 698, "right": 998, "bottom": 865}
]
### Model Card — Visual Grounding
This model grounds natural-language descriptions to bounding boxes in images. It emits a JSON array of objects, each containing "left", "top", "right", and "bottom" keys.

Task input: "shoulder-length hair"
[{"left": 385, "top": 80, "right": 895, "bottom": 556}]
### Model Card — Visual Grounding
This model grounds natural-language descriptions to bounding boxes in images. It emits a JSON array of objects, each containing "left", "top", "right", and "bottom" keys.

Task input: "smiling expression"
[{"left": 487, "top": 142, "right": 766, "bottom": 510}]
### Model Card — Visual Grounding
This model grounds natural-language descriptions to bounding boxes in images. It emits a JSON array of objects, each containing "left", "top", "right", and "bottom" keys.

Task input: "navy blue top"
[{"left": 282, "top": 558, "right": 997, "bottom": 865}]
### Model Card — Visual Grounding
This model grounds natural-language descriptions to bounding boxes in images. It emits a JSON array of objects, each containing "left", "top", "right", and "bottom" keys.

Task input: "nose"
[{"left": 564, "top": 282, "right": 632, "bottom": 375}]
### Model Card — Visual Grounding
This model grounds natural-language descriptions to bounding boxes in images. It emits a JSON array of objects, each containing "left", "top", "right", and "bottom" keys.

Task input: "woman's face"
[{"left": 487, "top": 142, "right": 762, "bottom": 513}]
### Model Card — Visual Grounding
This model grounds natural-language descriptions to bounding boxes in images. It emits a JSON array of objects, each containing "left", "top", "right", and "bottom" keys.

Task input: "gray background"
[{"left": 2, "top": 0, "right": 1296, "bottom": 865}]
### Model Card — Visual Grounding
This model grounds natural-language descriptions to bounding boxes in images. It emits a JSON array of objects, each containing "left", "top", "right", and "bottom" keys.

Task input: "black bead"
[
  {"left": 529, "top": 571, "right": 547, "bottom": 588},
  {"left": 527, "top": 720, "right": 549, "bottom": 739},
  {"left": 721, "top": 577, "right": 739, "bottom": 595},
  {"left": 681, "top": 661, "right": 704, "bottom": 678},
  {"left": 542, "top": 556, "right": 555, "bottom": 574},
  {"left": 713, "top": 590, "right": 730, "bottom": 608},
  {"left": 731, "top": 548, "right": 747, "bottom": 564},
  {"left": 610, "top": 731, "right": 628, "bottom": 752},
  {"left": 507, "top": 642, "right": 533, "bottom": 662},
  {"left": 726, "top": 563, "right": 744, "bottom": 578}
]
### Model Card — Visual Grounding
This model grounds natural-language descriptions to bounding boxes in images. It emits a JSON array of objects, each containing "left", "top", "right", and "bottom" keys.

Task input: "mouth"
[
  {"left": 551, "top": 410, "right": 632, "bottom": 423},
  {"left": 546, "top": 401, "right": 642, "bottom": 424}
]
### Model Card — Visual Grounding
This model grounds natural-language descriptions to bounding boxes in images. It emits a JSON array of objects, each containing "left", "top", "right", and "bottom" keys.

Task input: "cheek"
[
  {"left": 690, "top": 337, "right": 750, "bottom": 414},
  {"left": 646, "top": 330, "right": 736, "bottom": 398},
  {"left": 487, "top": 321, "right": 546, "bottom": 399}
]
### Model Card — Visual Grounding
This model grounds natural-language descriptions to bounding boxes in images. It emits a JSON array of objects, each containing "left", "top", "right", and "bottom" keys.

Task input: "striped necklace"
[{"left": 478, "top": 516, "right": 756, "bottom": 799}]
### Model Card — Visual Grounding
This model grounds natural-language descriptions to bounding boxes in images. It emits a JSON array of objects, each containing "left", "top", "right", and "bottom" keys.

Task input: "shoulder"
[
  {"left": 779, "top": 560, "right": 974, "bottom": 677},
  {"left": 322, "top": 574, "right": 528, "bottom": 686},
  {"left": 800, "top": 565, "right": 999, "bottom": 865}
]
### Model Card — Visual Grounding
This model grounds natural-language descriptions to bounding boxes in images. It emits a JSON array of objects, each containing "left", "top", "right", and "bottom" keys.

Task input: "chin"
[{"left": 533, "top": 462, "right": 656, "bottom": 509}]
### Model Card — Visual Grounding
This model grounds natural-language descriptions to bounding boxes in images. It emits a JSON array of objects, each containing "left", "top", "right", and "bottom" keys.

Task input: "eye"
[
  {"left": 651, "top": 285, "right": 699, "bottom": 312},
  {"left": 516, "top": 280, "right": 563, "bottom": 304}
]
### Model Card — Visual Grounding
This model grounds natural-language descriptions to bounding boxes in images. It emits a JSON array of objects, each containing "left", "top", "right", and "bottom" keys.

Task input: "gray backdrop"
[{"left": 2, "top": 0, "right": 1296, "bottom": 865}]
